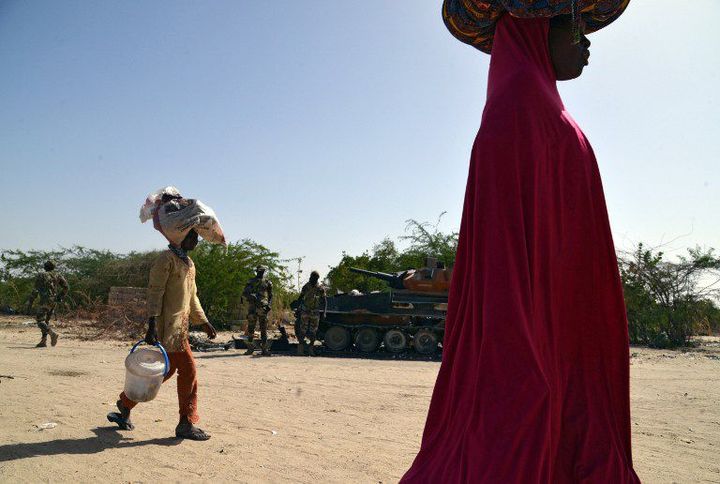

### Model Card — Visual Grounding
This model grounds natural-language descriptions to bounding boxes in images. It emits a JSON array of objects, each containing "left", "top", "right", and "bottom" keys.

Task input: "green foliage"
[
  {"left": 400, "top": 214, "right": 458, "bottom": 267},
  {"left": 0, "top": 277, "right": 33, "bottom": 312},
  {"left": 4, "top": 222, "right": 718, "bottom": 349},
  {"left": 191, "top": 239, "right": 293, "bottom": 324},
  {"left": 694, "top": 299, "right": 720, "bottom": 336},
  {"left": 619, "top": 244, "right": 720, "bottom": 348},
  {"left": 0, "top": 247, "right": 159, "bottom": 310},
  {"left": 327, "top": 215, "right": 458, "bottom": 294},
  {"left": 0, "top": 240, "right": 293, "bottom": 326},
  {"left": 327, "top": 239, "right": 405, "bottom": 294}
]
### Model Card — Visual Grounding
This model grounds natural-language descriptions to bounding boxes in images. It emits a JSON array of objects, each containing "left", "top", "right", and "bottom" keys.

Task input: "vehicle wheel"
[
  {"left": 355, "top": 328, "right": 379, "bottom": 353},
  {"left": 383, "top": 329, "right": 408, "bottom": 353},
  {"left": 323, "top": 326, "right": 351, "bottom": 351},
  {"left": 413, "top": 328, "right": 438, "bottom": 355}
]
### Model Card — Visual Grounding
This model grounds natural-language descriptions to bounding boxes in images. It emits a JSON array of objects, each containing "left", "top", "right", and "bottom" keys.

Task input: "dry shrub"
[{"left": 61, "top": 302, "right": 146, "bottom": 341}]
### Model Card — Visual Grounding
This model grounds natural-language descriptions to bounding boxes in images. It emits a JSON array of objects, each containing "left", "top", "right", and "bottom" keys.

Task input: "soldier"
[
  {"left": 242, "top": 266, "right": 273, "bottom": 356},
  {"left": 295, "top": 270, "right": 327, "bottom": 356},
  {"left": 26, "top": 260, "right": 68, "bottom": 348}
]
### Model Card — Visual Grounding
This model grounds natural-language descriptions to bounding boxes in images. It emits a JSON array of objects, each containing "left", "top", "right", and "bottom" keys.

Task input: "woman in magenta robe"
[{"left": 402, "top": 3, "right": 640, "bottom": 483}]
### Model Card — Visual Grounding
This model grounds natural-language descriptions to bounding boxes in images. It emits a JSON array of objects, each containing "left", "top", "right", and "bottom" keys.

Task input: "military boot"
[
  {"left": 261, "top": 342, "right": 271, "bottom": 357},
  {"left": 307, "top": 342, "right": 315, "bottom": 357},
  {"left": 244, "top": 341, "right": 255, "bottom": 355},
  {"left": 36, "top": 322, "right": 49, "bottom": 347},
  {"left": 296, "top": 342, "right": 304, "bottom": 356},
  {"left": 49, "top": 330, "right": 59, "bottom": 347}
]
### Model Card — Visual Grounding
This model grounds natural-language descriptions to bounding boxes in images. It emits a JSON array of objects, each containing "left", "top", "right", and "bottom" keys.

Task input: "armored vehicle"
[{"left": 317, "top": 258, "right": 451, "bottom": 355}]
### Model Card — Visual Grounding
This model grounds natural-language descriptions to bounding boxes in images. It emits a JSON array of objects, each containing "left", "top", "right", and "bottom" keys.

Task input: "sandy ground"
[{"left": 0, "top": 317, "right": 719, "bottom": 483}]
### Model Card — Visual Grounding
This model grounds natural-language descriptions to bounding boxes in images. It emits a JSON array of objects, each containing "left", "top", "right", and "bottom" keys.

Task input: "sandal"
[
  {"left": 175, "top": 423, "right": 210, "bottom": 441},
  {"left": 107, "top": 400, "right": 134, "bottom": 430},
  {"left": 107, "top": 412, "right": 134, "bottom": 430}
]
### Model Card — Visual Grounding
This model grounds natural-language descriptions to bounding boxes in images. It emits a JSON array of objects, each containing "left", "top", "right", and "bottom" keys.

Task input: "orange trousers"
[{"left": 120, "top": 340, "right": 199, "bottom": 423}]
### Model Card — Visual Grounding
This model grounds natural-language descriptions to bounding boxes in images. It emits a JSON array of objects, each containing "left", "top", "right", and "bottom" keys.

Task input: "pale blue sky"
[{"left": 1, "top": 0, "right": 718, "bottom": 277}]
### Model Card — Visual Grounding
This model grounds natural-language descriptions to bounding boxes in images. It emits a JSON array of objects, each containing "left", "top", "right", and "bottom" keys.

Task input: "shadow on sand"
[
  {"left": 0, "top": 426, "right": 180, "bottom": 463},
  {"left": 194, "top": 343, "right": 442, "bottom": 362}
]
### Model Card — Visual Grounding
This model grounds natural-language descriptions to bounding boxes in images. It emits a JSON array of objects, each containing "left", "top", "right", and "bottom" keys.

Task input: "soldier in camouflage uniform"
[
  {"left": 295, "top": 270, "right": 327, "bottom": 356},
  {"left": 26, "top": 260, "right": 68, "bottom": 348},
  {"left": 242, "top": 266, "right": 273, "bottom": 356}
]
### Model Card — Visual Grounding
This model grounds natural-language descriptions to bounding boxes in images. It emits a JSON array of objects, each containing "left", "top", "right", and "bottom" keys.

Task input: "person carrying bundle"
[{"left": 107, "top": 186, "right": 226, "bottom": 441}]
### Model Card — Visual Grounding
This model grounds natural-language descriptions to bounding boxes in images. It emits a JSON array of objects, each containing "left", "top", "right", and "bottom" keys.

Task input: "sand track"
[{"left": 0, "top": 318, "right": 718, "bottom": 483}]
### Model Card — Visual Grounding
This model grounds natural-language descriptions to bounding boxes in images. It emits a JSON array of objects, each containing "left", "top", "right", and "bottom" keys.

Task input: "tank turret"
[
  {"left": 348, "top": 268, "right": 408, "bottom": 290},
  {"left": 349, "top": 260, "right": 451, "bottom": 294}
]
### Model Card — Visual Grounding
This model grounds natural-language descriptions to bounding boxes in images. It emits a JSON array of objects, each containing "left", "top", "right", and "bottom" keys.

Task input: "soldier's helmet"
[
  {"left": 43, "top": 260, "right": 56, "bottom": 272},
  {"left": 310, "top": 270, "right": 320, "bottom": 282}
]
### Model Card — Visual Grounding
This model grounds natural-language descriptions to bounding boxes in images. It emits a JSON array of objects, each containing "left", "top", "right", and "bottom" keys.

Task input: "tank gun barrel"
[{"left": 349, "top": 267, "right": 406, "bottom": 289}]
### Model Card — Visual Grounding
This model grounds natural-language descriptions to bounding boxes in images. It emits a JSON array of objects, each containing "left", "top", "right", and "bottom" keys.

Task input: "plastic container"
[{"left": 122, "top": 341, "right": 170, "bottom": 403}]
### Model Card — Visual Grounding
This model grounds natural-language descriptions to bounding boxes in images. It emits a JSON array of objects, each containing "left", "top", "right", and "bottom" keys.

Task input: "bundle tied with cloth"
[
  {"left": 139, "top": 186, "right": 227, "bottom": 247},
  {"left": 442, "top": 0, "right": 630, "bottom": 53}
]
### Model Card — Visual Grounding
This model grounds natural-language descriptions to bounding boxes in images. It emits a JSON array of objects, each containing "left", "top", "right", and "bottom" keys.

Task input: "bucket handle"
[{"left": 130, "top": 340, "right": 170, "bottom": 376}]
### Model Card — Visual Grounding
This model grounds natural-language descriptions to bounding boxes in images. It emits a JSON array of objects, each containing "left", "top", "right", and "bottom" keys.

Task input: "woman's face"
[{"left": 548, "top": 16, "right": 591, "bottom": 81}]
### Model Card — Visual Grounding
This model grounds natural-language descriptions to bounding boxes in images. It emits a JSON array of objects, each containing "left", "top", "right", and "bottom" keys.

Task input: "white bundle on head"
[{"left": 139, "top": 186, "right": 227, "bottom": 247}]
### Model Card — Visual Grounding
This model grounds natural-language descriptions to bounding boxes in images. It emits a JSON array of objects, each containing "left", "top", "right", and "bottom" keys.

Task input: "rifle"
[
  {"left": 25, "top": 292, "right": 37, "bottom": 315},
  {"left": 290, "top": 297, "right": 305, "bottom": 314}
]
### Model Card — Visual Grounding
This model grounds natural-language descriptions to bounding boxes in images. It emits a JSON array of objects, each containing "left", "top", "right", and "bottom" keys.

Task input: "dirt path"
[{"left": 0, "top": 319, "right": 718, "bottom": 483}]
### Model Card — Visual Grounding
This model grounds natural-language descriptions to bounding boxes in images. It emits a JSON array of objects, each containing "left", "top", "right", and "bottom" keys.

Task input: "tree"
[
  {"left": 191, "top": 239, "right": 293, "bottom": 323},
  {"left": 326, "top": 215, "right": 458, "bottom": 294},
  {"left": 326, "top": 239, "right": 403, "bottom": 295},
  {"left": 400, "top": 213, "right": 458, "bottom": 268},
  {"left": 0, "top": 240, "right": 294, "bottom": 326},
  {"left": 619, "top": 244, "right": 720, "bottom": 348},
  {"left": 0, "top": 247, "right": 156, "bottom": 309}
]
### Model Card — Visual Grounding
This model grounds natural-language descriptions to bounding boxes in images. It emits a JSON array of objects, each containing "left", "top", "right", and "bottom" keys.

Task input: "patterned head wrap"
[{"left": 442, "top": 0, "right": 631, "bottom": 54}]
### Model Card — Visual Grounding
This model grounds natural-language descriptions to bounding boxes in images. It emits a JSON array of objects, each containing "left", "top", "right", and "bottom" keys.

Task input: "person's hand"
[
  {"left": 203, "top": 322, "right": 217, "bottom": 340},
  {"left": 144, "top": 316, "right": 158, "bottom": 345}
]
